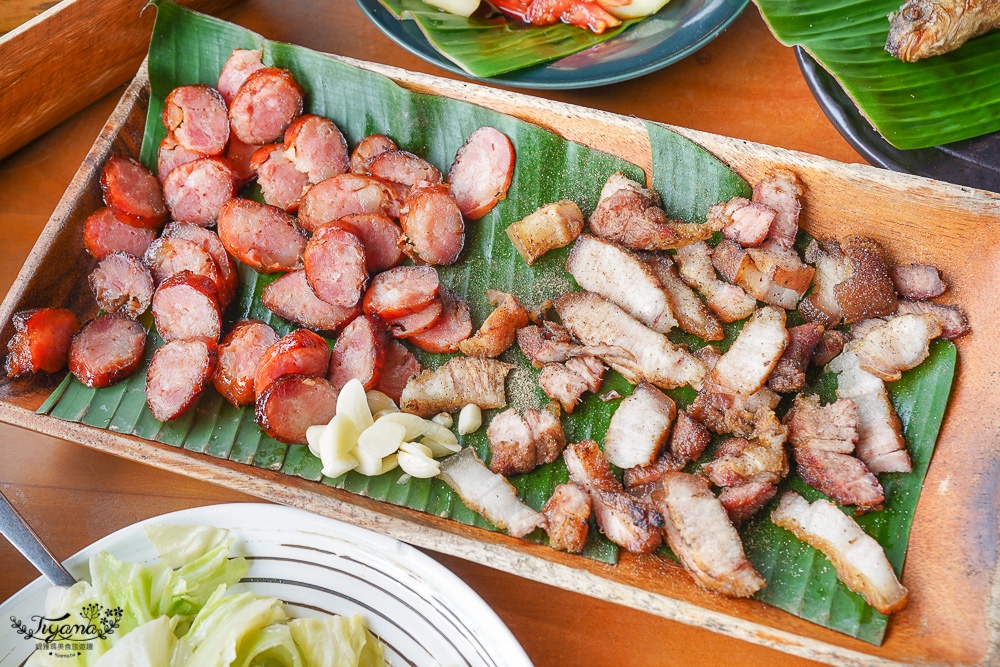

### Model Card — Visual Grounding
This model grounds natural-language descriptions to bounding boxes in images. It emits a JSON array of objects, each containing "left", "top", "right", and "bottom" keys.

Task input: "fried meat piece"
[
  {"left": 712, "top": 240, "right": 800, "bottom": 309},
  {"left": 705, "top": 305, "right": 789, "bottom": 398},
  {"left": 719, "top": 482, "right": 777, "bottom": 525},
  {"left": 834, "top": 236, "right": 899, "bottom": 323},
  {"left": 746, "top": 239, "right": 815, "bottom": 295},
  {"left": 542, "top": 483, "right": 591, "bottom": 553},
  {"left": 752, "top": 168, "right": 804, "bottom": 250},
  {"left": 506, "top": 200, "right": 584, "bottom": 265},
  {"left": 688, "top": 386, "right": 781, "bottom": 438},
  {"left": 673, "top": 241, "right": 756, "bottom": 322},
  {"left": 487, "top": 406, "right": 566, "bottom": 475},
  {"left": 639, "top": 251, "right": 724, "bottom": 341},
  {"left": 811, "top": 329, "right": 850, "bottom": 366},
  {"left": 603, "top": 382, "right": 676, "bottom": 469},
  {"left": 891, "top": 263, "right": 946, "bottom": 300},
  {"left": 800, "top": 239, "right": 851, "bottom": 326},
  {"left": 768, "top": 323, "right": 824, "bottom": 393},
  {"left": 852, "top": 314, "right": 942, "bottom": 381},
  {"left": 458, "top": 290, "right": 529, "bottom": 358},
  {"left": 400, "top": 357, "right": 514, "bottom": 416},
  {"left": 622, "top": 410, "right": 709, "bottom": 489},
  {"left": 702, "top": 409, "right": 789, "bottom": 487},
  {"left": 895, "top": 299, "right": 970, "bottom": 340},
  {"left": 712, "top": 196, "right": 775, "bottom": 247},
  {"left": 517, "top": 322, "right": 577, "bottom": 368},
  {"left": 537, "top": 354, "right": 606, "bottom": 413}
]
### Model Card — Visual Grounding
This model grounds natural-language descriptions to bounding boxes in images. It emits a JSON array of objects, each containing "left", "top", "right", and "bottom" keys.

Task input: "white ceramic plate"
[{"left": 0, "top": 503, "right": 531, "bottom": 667}]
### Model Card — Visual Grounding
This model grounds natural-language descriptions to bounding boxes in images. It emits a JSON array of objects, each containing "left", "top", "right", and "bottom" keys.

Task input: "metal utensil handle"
[{"left": 0, "top": 488, "right": 76, "bottom": 586}]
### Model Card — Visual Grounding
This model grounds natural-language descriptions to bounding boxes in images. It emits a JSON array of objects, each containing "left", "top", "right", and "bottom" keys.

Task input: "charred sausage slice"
[
  {"left": 447, "top": 127, "right": 514, "bottom": 220},
  {"left": 213, "top": 319, "right": 278, "bottom": 406},
  {"left": 217, "top": 198, "right": 307, "bottom": 273},
  {"left": 303, "top": 226, "right": 367, "bottom": 307},
  {"left": 325, "top": 213, "right": 404, "bottom": 273},
  {"left": 261, "top": 270, "right": 360, "bottom": 334},
  {"left": 158, "top": 135, "right": 205, "bottom": 185},
  {"left": 255, "top": 375, "right": 339, "bottom": 444},
  {"left": 254, "top": 329, "right": 330, "bottom": 397},
  {"left": 84, "top": 208, "right": 157, "bottom": 260},
  {"left": 68, "top": 314, "right": 146, "bottom": 387},
  {"left": 163, "top": 222, "right": 239, "bottom": 309},
  {"left": 5, "top": 308, "right": 80, "bottom": 377},
  {"left": 162, "top": 85, "right": 229, "bottom": 156},
  {"left": 350, "top": 134, "right": 397, "bottom": 174},
  {"left": 384, "top": 298, "right": 443, "bottom": 339},
  {"left": 284, "top": 114, "right": 349, "bottom": 183},
  {"left": 369, "top": 149, "right": 442, "bottom": 188},
  {"left": 101, "top": 156, "right": 168, "bottom": 229},
  {"left": 145, "top": 338, "right": 218, "bottom": 421},
  {"left": 162, "top": 157, "right": 237, "bottom": 227},
  {"left": 89, "top": 252, "right": 154, "bottom": 319},
  {"left": 151, "top": 271, "right": 222, "bottom": 343},
  {"left": 375, "top": 340, "right": 423, "bottom": 403},
  {"left": 400, "top": 183, "right": 464, "bottom": 265},
  {"left": 224, "top": 136, "right": 263, "bottom": 186},
  {"left": 250, "top": 144, "right": 310, "bottom": 213},
  {"left": 407, "top": 287, "right": 472, "bottom": 353},
  {"left": 217, "top": 48, "right": 265, "bottom": 107},
  {"left": 362, "top": 266, "right": 439, "bottom": 319},
  {"left": 229, "top": 67, "right": 304, "bottom": 145},
  {"left": 328, "top": 315, "right": 389, "bottom": 392},
  {"left": 297, "top": 173, "right": 396, "bottom": 232},
  {"left": 143, "top": 236, "right": 219, "bottom": 288}
]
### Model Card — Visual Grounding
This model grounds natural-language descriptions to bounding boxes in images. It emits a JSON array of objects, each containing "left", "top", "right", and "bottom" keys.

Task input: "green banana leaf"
[
  {"left": 754, "top": 0, "right": 1000, "bottom": 150},
  {"left": 376, "top": 0, "right": 642, "bottom": 78},
  {"left": 41, "top": 0, "right": 956, "bottom": 645}
]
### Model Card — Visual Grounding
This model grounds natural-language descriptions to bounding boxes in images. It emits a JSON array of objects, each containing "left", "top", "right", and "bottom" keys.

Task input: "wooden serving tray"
[{"left": 1, "top": 60, "right": 998, "bottom": 667}]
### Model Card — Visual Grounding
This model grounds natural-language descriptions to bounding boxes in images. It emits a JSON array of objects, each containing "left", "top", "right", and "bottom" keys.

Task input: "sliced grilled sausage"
[
  {"left": 325, "top": 213, "right": 404, "bottom": 273},
  {"left": 303, "top": 225, "right": 367, "bottom": 307},
  {"left": 384, "top": 298, "right": 443, "bottom": 339},
  {"left": 375, "top": 340, "right": 423, "bottom": 403},
  {"left": 68, "top": 314, "right": 146, "bottom": 387},
  {"left": 217, "top": 48, "right": 265, "bottom": 107},
  {"left": 284, "top": 114, "right": 349, "bottom": 183},
  {"left": 250, "top": 144, "right": 310, "bottom": 213},
  {"left": 162, "top": 157, "right": 238, "bottom": 227},
  {"left": 89, "top": 252, "right": 154, "bottom": 319},
  {"left": 84, "top": 208, "right": 157, "bottom": 260},
  {"left": 448, "top": 127, "right": 514, "bottom": 220},
  {"left": 255, "top": 375, "right": 339, "bottom": 444},
  {"left": 229, "top": 68, "right": 304, "bottom": 145},
  {"left": 362, "top": 266, "right": 439, "bottom": 319},
  {"left": 254, "top": 329, "right": 330, "bottom": 397},
  {"left": 158, "top": 134, "right": 205, "bottom": 185},
  {"left": 146, "top": 337, "right": 218, "bottom": 421},
  {"left": 369, "top": 150, "right": 442, "bottom": 189},
  {"left": 5, "top": 308, "right": 80, "bottom": 377},
  {"left": 407, "top": 287, "right": 472, "bottom": 354},
  {"left": 163, "top": 222, "right": 239, "bottom": 309},
  {"left": 261, "top": 270, "right": 360, "bottom": 333},
  {"left": 151, "top": 271, "right": 222, "bottom": 343},
  {"left": 213, "top": 319, "right": 278, "bottom": 406},
  {"left": 224, "top": 135, "right": 262, "bottom": 186},
  {"left": 217, "top": 198, "right": 307, "bottom": 273},
  {"left": 143, "top": 236, "right": 219, "bottom": 288},
  {"left": 297, "top": 173, "right": 396, "bottom": 232},
  {"left": 101, "top": 156, "right": 168, "bottom": 229},
  {"left": 162, "top": 85, "right": 229, "bottom": 156},
  {"left": 350, "top": 134, "right": 397, "bottom": 174},
  {"left": 328, "top": 314, "right": 389, "bottom": 392},
  {"left": 400, "top": 183, "right": 464, "bottom": 265}
]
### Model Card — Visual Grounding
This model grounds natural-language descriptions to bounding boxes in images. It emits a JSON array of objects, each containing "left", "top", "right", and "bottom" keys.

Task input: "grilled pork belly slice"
[
  {"left": 589, "top": 173, "right": 722, "bottom": 250},
  {"left": 506, "top": 200, "right": 584, "bottom": 265},
  {"left": 603, "top": 382, "right": 676, "bottom": 469},
  {"left": 517, "top": 322, "right": 578, "bottom": 367},
  {"left": 702, "top": 408, "right": 789, "bottom": 487},
  {"left": 828, "top": 349, "right": 910, "bottom": 474},
  {"left": 712, "top": 240, "right": 800, "bottom": 309},
  {"left": 486, "top": 406, "right": 566, "bottom": 475},
  {"left": 768, "top": 323, "right": 824, "bottom": 393},
  {"left": 400, "top": 357, "right": 514, "bottom": 416},
  {"left": 639, "top": 252, "right": 724, "bottom": 341},
  {"left": 554, "top": 291, "right": 705, "bottom": 390},
  {"left": 712, "top": 196, "right": 775, "bottom": 247},
  {"left": 834, "top": 236, "right": 899, "bottom": 323},
  {"left": 851, "top": 317, "right": 888, "bottom": 340},
  {"left": 771, "top": 492, "right": 908, "bottom": 613},
  {"left": 567, "top": 234, "right": 678, "bottom": 333},
  {"left": 458, "top": 290, "right": 529, "bottom": 358},
  {"left": 439, "top": 448, "right": 547, "bottom": 538},
  {"left": 800, "top": 239, "right": 851, "bottom": 326},
  {"left": 788, "top": 394, "right": 884, "bottom": 513},
  {"left": 891, "top": 263, "right": 946, "bottom": 300},
  {"left": 623, "top": 410, "right": 710, "bottom": 489},
  {"left": 652, "top": 472, "right": 764, "bottom": 597},
  {"left": 811, "top": 329, "right": 850, "bottom": 366},
  {"left": 852, "top": 314, "right": 942, "bottom": 381},
  {"left": 623, "top": 451, "right": 685, "bottom": 489},
  {"left": 719, "top": 482, "right": 777, "bottom": 525},
  {"left": 747, "top": 239, "right": 815, "bottom": 295},
  {"left": 895, "top": 299, "right": 970, "bottom": 340},
  {"left": 542, "top": 483, "right": 591, "bottom": 553},
  {"left": 674, "top": 241, "right": 756, "bottom": 322},
  {"left": 752, "top": 168, "right": 804, "bottom": 250},
  {"left": 537, "top": 352, "right": 606, "bottom": 413},
  {"left": 564, "top": 439, "right": 664, "bottom": 553},
  {"left": 706, "top": 306, "right": 789, "bottom": 398},
  {"left": 688, "top": 385, "right": 781, "bottom": 437}
]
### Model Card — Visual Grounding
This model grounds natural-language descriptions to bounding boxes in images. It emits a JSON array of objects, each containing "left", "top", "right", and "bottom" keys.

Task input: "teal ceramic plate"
[{"left": 356, "top": 0, "right": 749, "bottom": 89}]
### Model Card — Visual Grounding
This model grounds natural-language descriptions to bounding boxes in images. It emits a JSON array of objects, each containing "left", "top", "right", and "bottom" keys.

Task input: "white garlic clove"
[
  {"left": 398, "top": 450, "right": 441, "bottom": 478},
  {"left": 337, "top": 379, "right": 374, "bottom": 432},
  {"left": 318, "top": 414, "right": 359, "bottom": 465},
  {"left": 399, "top": 441, "right": 434, "bottom": 458},
  {"left": 423, "top": 420, "right": 458, "bottom": 445},
  {"left": 321, "top": 450, "right": 359, "bottom": 479},
  {"left": 458, "top": 404, "right": 482, "bottom": 435},
  {"left": 421, "top": 436, "right": 462, "bottom": 457},
  {"left": 381, "top": 453, "right": 400, "bottom": 474},
  {"left": 305, "top": 425, "right": 326, "bottom": 458},
  {"left": 431, "top": 412, "right": 453, "bottom": 428},
  {"left": 357, "top": 420, "right": 406, "bottom": 459},
  {"left": 377, "top": 412, "right": 429, "bottom": 441},
  {"left": 366, "top": 390, "right": 399, "bottom": 415}
]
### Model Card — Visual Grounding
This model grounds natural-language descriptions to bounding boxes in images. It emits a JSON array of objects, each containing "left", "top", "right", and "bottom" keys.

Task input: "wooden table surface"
[{"left": 0, "top": 2, "right": 865, "bottom": 665}]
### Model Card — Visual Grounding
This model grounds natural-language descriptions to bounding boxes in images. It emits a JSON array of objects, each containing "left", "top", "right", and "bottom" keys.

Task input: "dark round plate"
[
  {"left": 795, "top": 46, "right": 1000, "bottom": 193},
  {"left": 356, "top": 0, "right": 749, "bottom": 90}
]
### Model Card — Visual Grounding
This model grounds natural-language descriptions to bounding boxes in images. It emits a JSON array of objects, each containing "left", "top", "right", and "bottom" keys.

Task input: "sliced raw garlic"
[
  {"left": 318, "top": 415, "right": 358, "bottom": 462},
  {"left": 321, "top": 451, "right": 359, "bottom": 479},
  {"left": 358, "top": 420, "right": 407, "bottom": 459},
  {"left": 366, "top": 390, "right": 398, "bottom": 415},
  {"left": 421, "top": 436, "right": 462, "bottom": 457},
  {"left": 377, "top": 412, "right": 429, "bottom": 441},
  {"left": 458, "top": 404, "right": 482, "bottom": 435},
  {"left": 305, "top": 424, "right": 326, "bottom": 458},
  {"left": 432, "top": 412, "right": 454, "bottom": 428},
  {"left": 373, "top": 409, "right": 399, "bottom": 420},
  {"left": 398, "top": 450, "right": 441, "bottom": 478},
  {"left": 400, "top": 441, "right": 434, "bottom": 458},
  {"left": 423, "top": 420, "right": 458, "bottom": 446},
  {"left": 337, "top": 379, "right": 374, "bottom": 432},
  {"left": 381, "top": 453, "right": 399, "bottom": 474}
]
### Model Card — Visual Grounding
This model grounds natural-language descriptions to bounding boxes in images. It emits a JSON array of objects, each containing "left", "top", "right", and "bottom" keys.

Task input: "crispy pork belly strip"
[
  {"left": 217, "top": 48, "right": 264, "bottom": 106},
  {"left": 811, "top": 329, "right": 849, "bottom": 366},
  {"left": 712, "top": 240, "right": 800, "bottom": 310},
  {"left": 673, "top": 241, "right": 756, "bottom": 323},
  {"left": 890, "top": 263, "right": 946, "bottom": 300},
  {"left": 89, "top": 252, "right": 154, "bottom": 319},
  {"left": 828, "top": 349, "right": 910, "bottom": 474},
  {"left": 539, "top": 362, "right": 590, "bottom": 413},
  {"left": 702, "top": 408, "right": 789, "bottom": 487},
  {"left": 772, "top": 492, "right": 908, "bottom": 613},
  {"left": 218, "top": 199, "right": 307, "bottom": 273},
  {"left": 458, "top": 290, "right": 529, "bottom": 358},
  {"left": 835, "top": 236, "right": 899, "bottom": 323},
  {"left": 566, "top": 234, "right": 678, "bottom": 334},
  {"left": 688, "top": 384, "right": 781, "bottom": 437},
  {"left": 487, "top": 406, "right": 566, "bottom": 475},
  {"left": 262, "top": 270, "right": 360, "bottom": 334},
  {"left": 851, "top": 318, "right": 887, "bottom": 339},
  {"left": 588, "top": 173, "right": 721, "bottom": 250},
  {"left": 68, "top": 315, "right": 146, "bottom": 388},
  {"left": 506, "top": 200, "right": 583, "bottom": 265},
  {"left": 517, "top": 323, "right": 578, "bottom": 367},
  {"left": 895, "top": 299, "right": 970, "bottom": 340},
  {"left": 719, "top": 483, "right": 777, "bottom": 525},
  {"left": 852, "top": 314, "right": 942, "bottom": 382},
  {"left": 145, "top": 338, "right": 218, "bottom": 422},
  {"left": 639, "top": 252, "right": 724, "bottom": 341},
  {"left": 439, "top": 447, "right": 547, "bottom": 538},
  {"left": 707, "top": 306, "right": 788, "bottom": 398},
  {"left": 400, "top": 357, "right": 513, "bottom": 416},
  {"left": 447, "top": 127, "right": 514, "bottom": 220},
  {"left": 800, "top": 239, "right": 850, "bottom": 326},
  {"left": 554, "top": 291, "right": 705, "bottom": 390},
  {"left": 283, "top": 114, "right": 349, "bottom": 184},
  {"left": 543, "top": 484, "right": 591, "bottom": 553},
  {"left": 671, "top": 410, "right": 711, "bottom": 462},
  {"left": 788, "top": 394, "right": 884, "bottom": 512},
  {"left": 623, "top": 451, "right": 684, "bottom": 489},
  {"left": 375, "top": 340, "right": 423, "bottom": 403},
  {"left": 564, "top": 440, "right": 663, "bottom": 553},
  {"left": 747, "top": 239, "right": 815, "bottom": 294},
  {"left": 603, "top": 382, "right": 676, "bottom": 469},
  {"left": 653, "top": 472, "right": 764, "bottom": 597},
  {"left": 752, "top": 168, "right": 803, "bottom": 250},
  {"left": 566, "top": 355, "right": 604, "bottom": 393},
  {"left": 768, "top": 323, "right": 824, "bottom": 394},
  {"left": 5, "top": 308, "right": 80, "bottom": 377},
  {"left": 712, "top": 196, "right": 775, "bottom": 247},
  {"left": 213, "top": 320, "right": 278, "bottom": 407}
]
